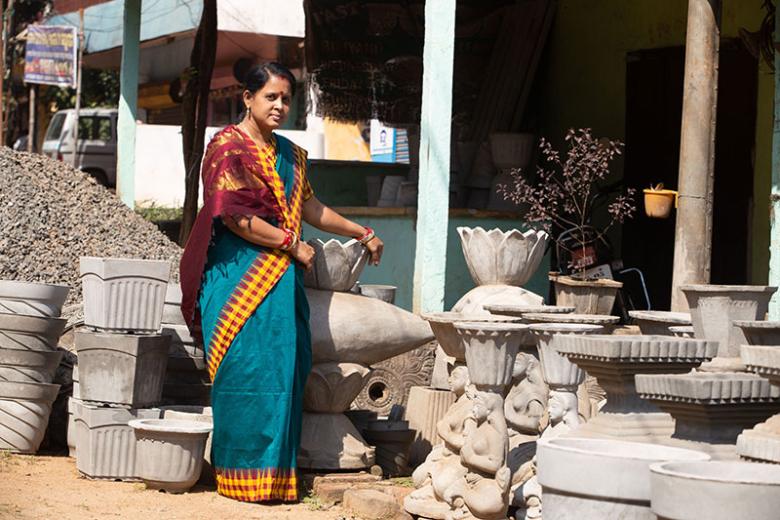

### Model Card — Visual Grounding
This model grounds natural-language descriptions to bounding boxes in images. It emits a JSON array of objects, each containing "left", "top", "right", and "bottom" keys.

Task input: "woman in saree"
[{"left": 179, "top": 62, "right": 384, "bottom": 502}]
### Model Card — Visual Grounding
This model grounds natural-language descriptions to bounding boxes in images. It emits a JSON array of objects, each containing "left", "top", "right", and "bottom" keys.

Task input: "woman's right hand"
[{"left": 291, "top": 240, "right": 316, "bottom": 271}]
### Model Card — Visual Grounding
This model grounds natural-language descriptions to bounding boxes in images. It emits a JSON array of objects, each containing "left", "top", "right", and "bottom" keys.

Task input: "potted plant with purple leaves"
[{"left": 498, "top": 128, "right": 636, "bottom": 315}]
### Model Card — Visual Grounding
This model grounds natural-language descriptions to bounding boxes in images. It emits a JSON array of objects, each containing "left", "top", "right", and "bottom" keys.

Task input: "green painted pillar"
[
  {"left": 769, "top": 9, "right": 780, "bottom": 318},
  {"left": 412, "top": 0, "right": 456, "bottom": 314},
  {"left": 117, "top": 0, "right": 140, "bottom": 208}
]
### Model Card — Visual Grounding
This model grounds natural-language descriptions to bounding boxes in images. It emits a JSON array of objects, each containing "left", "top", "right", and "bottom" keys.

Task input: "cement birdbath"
[
  {"left": 734, "top": 320, "right": 780, "bottom": 346},
  {"left": 537, "top": 438, "right": 709, "bottom": 520},
  {"left": 454, "top": 321, "right": 529, "bottom": 390},
  {"left": 457, "top": 226, "right": 549, "bottom": 286},
  {"left": 650, "top": 460, "right": 780, "bottom": 520},
  {"left": 484, "top": 304, "right": 575, "bottom": 319},
  {"left": 0, "top": 348, "right": 63, "bottom": 383},
  {"left": 0, "top": 313, "right": 66, "bottom": 351},
  {"left": 629, "top": 310, "right": 691, "bottom": 336},
  {"left": 523, "top": 312, "right": 620, "bottom": 334},
  {"left": 680, "top": 284, "right": 777, "bottom": 358},
  {"left": 636, "top": 371, "right": 780, "bottom": 459},
  {"left": 79, "top": 257, "right": 171, "bottom": 333},
  {"left": 130, "top": 418, "right": 212, "bottom": 493},
  {"left": 0, "top": 381, "right": 60, "bottom": 453},
  {"left": 737, "top": 345, "right": 780, "bottom": 463},
  {"left": 0, "top": 280, "right": 69, "bottom": 317},
  {"left": 556, "top": 335, "right": 718, "bottom": 442},
  {"left": 303, "top": 238, "right": 369, "bottom": 292},
  {"left": 422, "top": 312, "right": 524, "bottom": 361}
]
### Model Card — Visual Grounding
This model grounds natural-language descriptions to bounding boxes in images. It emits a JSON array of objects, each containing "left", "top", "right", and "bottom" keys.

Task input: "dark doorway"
[{"left": 622, "top": 41, "right": 757, "bottom": 310}]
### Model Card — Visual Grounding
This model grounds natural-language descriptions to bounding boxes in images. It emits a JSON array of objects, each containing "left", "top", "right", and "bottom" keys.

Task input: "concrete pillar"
[
  {"left": 412, "top": 0, "right": 456, "bottom": 314},
  {"left": 117, "top": 0, "right": 141, "bottom": 208},
  {"left": 769, "top": 8, "right": 780, "bottom": 319},
  {"left": 670, "top": 0, "right": 721, "bottom": 310}
]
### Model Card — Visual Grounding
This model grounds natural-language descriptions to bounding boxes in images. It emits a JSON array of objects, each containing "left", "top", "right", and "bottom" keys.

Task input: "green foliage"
[
  {"left": 135, "top": 204, "right": 183, "bottom": 223},
  {"left": 42, "top": 68, "right": 120, "bottom": 110}
]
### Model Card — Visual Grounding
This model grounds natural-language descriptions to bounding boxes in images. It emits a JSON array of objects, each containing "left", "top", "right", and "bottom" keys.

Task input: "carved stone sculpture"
[{"left": 504, "top": 353, "right": 547, "bottom": 440}]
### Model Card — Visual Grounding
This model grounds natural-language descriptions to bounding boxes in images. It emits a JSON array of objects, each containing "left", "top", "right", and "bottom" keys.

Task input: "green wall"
[
  {"left": 537, "top": 0, "right": 770, "bottom": 282},
  {"left": 304, "top": 215, "right": 550, "bottom": 311}
]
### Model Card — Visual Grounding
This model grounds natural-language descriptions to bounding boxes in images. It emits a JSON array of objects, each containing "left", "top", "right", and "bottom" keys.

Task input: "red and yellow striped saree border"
[
  {"left": 205, "top": 134, "right": 309, "bottom": 382},
  {"left": 216, "top": 467, "right": 299, "bottom": 502}
]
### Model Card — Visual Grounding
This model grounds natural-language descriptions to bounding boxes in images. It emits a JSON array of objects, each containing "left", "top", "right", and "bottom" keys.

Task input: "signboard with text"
[{"left": 24, "top": 25, "right": 78, "bottom": 87}]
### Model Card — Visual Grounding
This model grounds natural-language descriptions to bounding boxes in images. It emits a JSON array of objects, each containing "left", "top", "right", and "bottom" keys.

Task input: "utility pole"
[
  {"left": 72, "top": 8, "right": 84, "bottom": 167},
  {"left": 670, "top": 0, "right": 722, "bottom": 310}
]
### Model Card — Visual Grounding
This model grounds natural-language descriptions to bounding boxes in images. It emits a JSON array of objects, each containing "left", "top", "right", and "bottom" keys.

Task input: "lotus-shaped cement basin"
[
  {"left": 538, "top": 438, "right": 710, "bottom": 520},
  {"left": 0, "top": 280, "right": 70, "bottom": 317},
  {"left": 484, "top": 303, "right": 575, "bottom": 319},
  {"left": 529, "top": 323, "right": 603, "bottom": 388},
  {"left": 680, "top": 284, "right": 778, "bottom": 358},
  {"left": 130, "top": 418, "right": 212, "bottom": 493},
  {"left": 0, "top": 348, "right": 63, "bottom": 383},
  {"left": 733, "top": 320, "right": 780, "bottom": 346},
  {"left": 650, "top": 461, "right": 780, "bottom": 520},
  {"left": 422, "top": 311, "right": 524, "bottom": 361},
  {"left": 303, "top": 239, "right": 369, "bottom": 292},
  {"left": 307, "top": 289, "right": 434, "bottom": 365},
  {"left": 629, "top": 310, "right": 691, "bottom": 336},
  {"left": 0, "top": 381, "right": 60, "bottom": 453},
  {"left": 0, "top": 313, "right": 66, "bottom": 351},
  {"left": 454, "top": 321, "right": 528, "bottom": 388},
  {"left": 303, "top": 362, "right": 372, "bottom": 413},
  {"left": 457, "top": 226, "right": 548, "bottom": 286}
]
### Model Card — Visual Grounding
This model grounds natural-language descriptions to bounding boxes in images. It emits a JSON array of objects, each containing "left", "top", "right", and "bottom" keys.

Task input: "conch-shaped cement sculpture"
[
  {"left": 303, "top": 238, "right": 369, "bottom": 292},
  {"left": 457, "top": 227, "right": 548, "bottom": 287}
]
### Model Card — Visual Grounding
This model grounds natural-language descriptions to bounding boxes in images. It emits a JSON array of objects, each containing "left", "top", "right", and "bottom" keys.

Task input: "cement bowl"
[
  {"left": 734, "top": 320, "right": 780, "bottom": 346},
  {"left": 0, "top": 280, "right": 70, "bottom": 317}
]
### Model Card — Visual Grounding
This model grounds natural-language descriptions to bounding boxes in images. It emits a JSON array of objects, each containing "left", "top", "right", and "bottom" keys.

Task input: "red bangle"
[
  {"left": 279, "top": 229, "right": 296, "bottom": 250},
  {"left": 357, "top": 227, "right": 375, "bottom": 245}
]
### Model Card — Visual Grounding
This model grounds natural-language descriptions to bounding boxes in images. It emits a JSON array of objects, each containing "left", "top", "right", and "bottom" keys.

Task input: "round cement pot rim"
[
  {"left": 734, "top": 320, "right": 780, "bottom": 329},
  {"left": 540, "top": 437, "right": 710, "bottom": 463},
  {"left": 0, "top": 312, "right": 67, "bottom": 332},
  {"left": 454, "top": 321, "right": 528, "bottom": 332},
  {"left": 529, "top": 323, "right": 604, "bottom": 333},
  {"left": 129, "top": 418, "right": 213, "bottom": 435},
  {"left": 669, "top": 326, "right": 695, "bottom": 332},
  {"left": 0, "top": 380, "right": 60, "bottom": 401},
  {"left": 523, "top": 313, "right": 620, "bottom": 325},
  {"left": 680, "top": 284, "right": 778, "bottom": 293},
  {"left": 0, "top": 280, "right": 70, "bottom": 303},
  {"left": 359, "top": 284, "right": 397, "bottom": 290},
  {"left": 629, "top": 310, "right": 691, "bottom": 324},
  {"left": 0, "top": 348, "right": 63, "bottom": 366},
  {"left": 484, "top": 304, "right": 575, "bottom": 316},
  {"left": 159, "top": 405, "right": 213, "bottom": 416},
  {"left": 422, "top": 311, "right": 523, "bottom": 324},
  {"left": 650, "top": 460, "right": 780, "bottom": 486}
]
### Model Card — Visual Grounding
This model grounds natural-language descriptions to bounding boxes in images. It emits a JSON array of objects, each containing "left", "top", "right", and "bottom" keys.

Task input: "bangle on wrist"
[
  {"left": 279, "top": 229, "right": 297, "bottom": 251},
  {"left": 357, "top": 226, "right": 375, "bottom": 246}
]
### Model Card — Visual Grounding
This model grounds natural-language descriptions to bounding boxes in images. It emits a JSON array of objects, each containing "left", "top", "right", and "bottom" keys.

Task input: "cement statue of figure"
[
  {"left": 437, "top": 366, "right": 475, "bottom": 452},
  {"left": 504, "top": 353, "right": 548, "bottom": 440},
  {"left": 544, "top": 389, "right": 580, "bottom": 438}
]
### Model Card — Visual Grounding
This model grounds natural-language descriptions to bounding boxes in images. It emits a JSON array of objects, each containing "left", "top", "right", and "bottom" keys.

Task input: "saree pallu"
[{"left": 187, "top": 129, "right": 313, "bottom": 502}]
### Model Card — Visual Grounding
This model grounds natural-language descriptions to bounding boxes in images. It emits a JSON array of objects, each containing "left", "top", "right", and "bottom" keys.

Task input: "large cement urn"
[{"left": 298, "top": 241, "right": 434, "bottom": 470}]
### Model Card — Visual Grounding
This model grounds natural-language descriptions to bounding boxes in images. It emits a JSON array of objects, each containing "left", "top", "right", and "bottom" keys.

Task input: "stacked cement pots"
[
  {"left": 72, "top": 257, "right": 172, "bottom": 480},
  {"left": 0, "top": 280, "right": 68, "bottom": 453},
  {"left": 300, "top": 239, "right": 435, "bottom": 471}
]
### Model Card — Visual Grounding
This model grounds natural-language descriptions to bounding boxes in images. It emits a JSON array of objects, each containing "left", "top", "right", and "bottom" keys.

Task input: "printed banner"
[{"left": 24, "top": 25, "right": 78, "bottom": 87}]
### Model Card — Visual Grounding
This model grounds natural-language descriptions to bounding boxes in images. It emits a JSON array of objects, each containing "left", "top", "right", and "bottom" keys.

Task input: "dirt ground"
[{"left": 0, "top": 453, "right": 358, "bottom": 520}]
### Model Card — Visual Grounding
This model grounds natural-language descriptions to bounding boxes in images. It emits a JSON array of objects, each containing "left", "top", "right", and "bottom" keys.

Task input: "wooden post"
[
  {"left": 26, "top": 84, "right": 34, "bottom": 152},
  {"left": 72, "top": 8, "right": 84, "bottom": 167},
  {"left": 412, "top": 0, "right": 456, "bottom": 313},
  {"left": 0, "top": 0, "right": 14, "bottom": 146},
  {"left": 670, "top": 0, "right": 721, "bottom": 310},
  {"left": 117, "top": 0, "right": 141, "bottom": 208},
  {"left": 769, "top": 7, "right": 780, "bottom": 319}
]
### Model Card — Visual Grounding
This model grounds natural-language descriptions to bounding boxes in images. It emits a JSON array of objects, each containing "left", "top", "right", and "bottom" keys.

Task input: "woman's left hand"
[{"left": 365, "top": 236, "right": 384, "bottom": 265}]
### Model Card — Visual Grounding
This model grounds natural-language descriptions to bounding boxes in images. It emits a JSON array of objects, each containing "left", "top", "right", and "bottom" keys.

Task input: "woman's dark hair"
[{"left": 243, "top": 62, "right": 296, "bottom": 97}]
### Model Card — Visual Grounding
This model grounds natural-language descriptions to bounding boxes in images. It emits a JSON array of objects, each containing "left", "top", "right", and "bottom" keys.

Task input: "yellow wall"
[{"left": 538, "top": 0, "right": 770, "bottom": 282}]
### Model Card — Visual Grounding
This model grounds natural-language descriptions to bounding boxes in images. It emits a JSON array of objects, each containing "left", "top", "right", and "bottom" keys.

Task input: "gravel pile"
[{"left": 0, "top": 148, "right": 182, "bottom": 314}]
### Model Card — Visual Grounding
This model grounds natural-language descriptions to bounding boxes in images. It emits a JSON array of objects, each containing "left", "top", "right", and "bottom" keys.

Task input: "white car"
[{"left": 41, "top": 108, "right": 117, "bottom": 186}]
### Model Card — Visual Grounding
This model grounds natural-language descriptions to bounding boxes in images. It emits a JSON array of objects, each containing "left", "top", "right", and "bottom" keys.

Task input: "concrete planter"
[
  {"left": 0, "top": 280, "right": 69, "bottom": 317},
  {"left": 74, "top": 403, "right": 161, "bottom": 479},
  {"left": 484, "top": 304, "right": 575, "bottom": 318},
  {"left": 79, "top": 257, "right": 171, "bottom": 333},
  {"left": 76, "top": 330, "right": 170, "bottom": 407},
  {"left": 162, "top": 283, "right": 185, "bottom": 325},
  {"left": 0, "top": 313, "right": 66, "bottom": 351},
  {"left": 737, "top": 345, "right": 780, "bottom": 463},
  {"left": 457, "top": 226, "right": 549, "bottom": 286},
  {"left": 160, "top": 406, "right": 213, "bottom": 470},
  {"left": 529, "top": 323, "right": 603, "bottom": 388},
  {"left": 304, "top": 362, "right": 372, "bottom": 413},
  {"left": 162, "top": 324, "right": 203, "bottom": 359},
  {"left": 130, "top": 418, "right": 212, "bottom": 493},
  {"left": 629, "top": 310, "right": 691, "bottom": 336},
  {"left": 0, "top": 381, "right": 60, "bottom": 453},
  {"left": 733, "top": 320, "right": 780, "bottom": 346},
  {"left": 303, "top": 239, "right": 369, "bottom": 292},
  {"left": 67, "top": 397, "right": 80, "bottom": 457},
  {"left": 0, "top": 348, "right": 63, "bottom": 383},
  {"left": 650, "top": 461, "right": 780, "bottom": 520},
  {"left": 423, "top": 311, "right": 523, "bottom": 361},
  {"left": 551, "top": 274, "right": 622, "bottom": 315},
  {"left": 537, "top": 438, "right": 709, "bottom": 520},
  {"left": 358, "top": 284, "right": 397, "bottom": 304},
  {"left": 454, "top": 321, "right": 528, "bottom": 388},
  {"left": 680, "top": 284, "right": 777, "bottom": 358}
]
